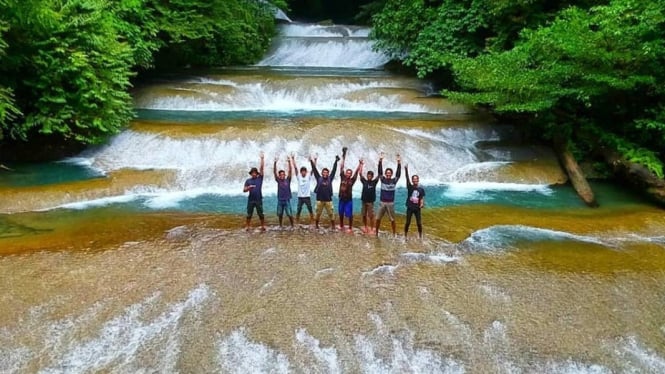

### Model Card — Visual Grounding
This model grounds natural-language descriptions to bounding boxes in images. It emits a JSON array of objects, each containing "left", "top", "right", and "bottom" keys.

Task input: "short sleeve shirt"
[{"left": 245, "top": 175, "right": 263, "bottom": 201}]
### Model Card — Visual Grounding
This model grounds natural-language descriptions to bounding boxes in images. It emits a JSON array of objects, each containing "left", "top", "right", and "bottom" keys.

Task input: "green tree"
[
  {"left": 1, "top": 0, "right": 135, "bottom": 144},
  {"left": 370, "top": 0, "right": 665, "bottom": 178},
  {"left": 0, "top": 10, "right": 20, "bottom": 140},
  {"left": 0, "top": 0, "right": 284, "bottom": 150},
  {"left": 445, "top": 0, "right": 665, "bottom": 177},
  {"left": 150, "top": 0, "right": 282, "bottom": 68},
  {"left": 371, "top": 0, "right": 604, "bottom": 77}
]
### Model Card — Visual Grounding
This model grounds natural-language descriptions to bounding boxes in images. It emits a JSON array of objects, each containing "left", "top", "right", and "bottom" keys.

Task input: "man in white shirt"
[{"left": 290, "top": 154, "right": 314, "bottom": 226}]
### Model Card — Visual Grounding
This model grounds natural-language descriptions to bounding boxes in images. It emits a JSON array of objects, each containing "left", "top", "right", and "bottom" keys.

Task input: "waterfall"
[
  {"left": 4, "top": 21, "right": 566, "bottom": 213},
  {"left": 257, "top": 23, "right": 391, "bottom": 68}
]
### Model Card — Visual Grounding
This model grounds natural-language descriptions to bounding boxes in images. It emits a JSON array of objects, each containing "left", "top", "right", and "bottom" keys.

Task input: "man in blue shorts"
[
  {"left": 337, "top": 147, "right": 361, "bottom": 232},
  {"left": 243, "top": 152, "right": 266, "bottom": 231},
  {"left": 274, "top": 156, "right": 294, "bottom": 228}
]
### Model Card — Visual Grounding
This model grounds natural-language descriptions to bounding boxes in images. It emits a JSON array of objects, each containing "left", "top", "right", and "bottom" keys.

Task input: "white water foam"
[
  {"left": 460, "top": 225, "right": 607, "bottom": 253},
  {"left": 444, "top": 182, "right": 552, "bottom": 200},
  {"left": 31, "top": 123, "right": 557, "bottom": 211},
  {"left": 80, "top": 127, "right": 497, "bottom": 188},
  {"left": 215, "top": 319, "right": 464, "bottom": 373},
  {"left": 217, "top": 329, "right": 292, "bottom": 373},
  {"left": 136, "top": 80, "right": 437, "bottom": 113},
  {"left": 279, "top": 24, "right": 370, "bottom": 38},
  {"left": 257, "top": 24, "right": 390, "bottom": 68},
  {"left": 0, "top": 285, "right": 210, "bottom": 373},
  {"left": 400, "top": 252, "right": 459, "bottom": 264},
  {"left": 294, "top": 329, "right": 342, "bottom": 373},
  {"left": 48, "top": 194, "right": 142, "bottom": 210},
  {"left": 615, "top": 336, "right": 665, "bottom": 372}
]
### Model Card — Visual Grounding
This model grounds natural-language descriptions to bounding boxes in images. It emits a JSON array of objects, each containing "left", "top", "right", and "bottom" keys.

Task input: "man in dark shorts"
[
  {"left": 291, "top": 154, "right": 314, "bottom": 226},
  {"left": 375, "top": 152, "right": 401, "bottom": 237},
  {"left": 274, "top": 156, "right": 294, "bottom": 228},
  {"left": 404, "top": 164, "right": 425, "bottom": 239},
  {"left": 311, "top": 153, "right": 339, "bottom": 230},
  {"left": 359, "top": 159, "right": 379, "bottom": 234},
  {"left": 243, "top": 152, "right": 266, "bottom": 231},
  {"left": 337, "top": 147, "right": 361, "bottom": 232}
]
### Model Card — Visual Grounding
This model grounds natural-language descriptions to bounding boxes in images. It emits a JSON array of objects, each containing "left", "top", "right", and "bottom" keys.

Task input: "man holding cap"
[{"left": 243, "top": 151, "right": 266, "bottom": 231}]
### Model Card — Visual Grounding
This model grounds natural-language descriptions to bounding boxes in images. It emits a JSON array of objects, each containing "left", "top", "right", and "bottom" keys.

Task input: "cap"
[{"left": 248, "top": 167, "right": 259, "bottom": 175}]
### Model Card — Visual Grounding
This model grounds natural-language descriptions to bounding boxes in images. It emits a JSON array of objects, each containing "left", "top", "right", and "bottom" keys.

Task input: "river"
[{"left": 1, "top": 23, "right": 664, "bottom": 373}]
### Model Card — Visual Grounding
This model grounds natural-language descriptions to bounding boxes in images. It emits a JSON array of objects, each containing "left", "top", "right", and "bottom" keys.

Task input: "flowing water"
[{"left": 1, "top": 23, "right": 664, "bottom": 373}]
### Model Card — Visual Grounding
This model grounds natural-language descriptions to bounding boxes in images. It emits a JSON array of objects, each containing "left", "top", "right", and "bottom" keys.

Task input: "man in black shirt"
[
  {"left": 404, "top": 164, "right": 425, "bottom": 239},
  {"left": 359, "top": 159, "right": 379, "bottom": 234}
]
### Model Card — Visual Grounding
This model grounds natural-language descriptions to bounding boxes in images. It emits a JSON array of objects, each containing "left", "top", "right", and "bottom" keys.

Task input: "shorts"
[
  {"left": 246, "top": 200, "right": 264, "bottom": 219},
  {"left": 276, "top": 200, "right": 293, "bottom": 217},
  {"left": 338, "top": 200, "right": 353, "bottom": 218},
  {"left": 361, "top": 202, "right": 375, "bottom": 222},
  {"left": 376, "top": 201, "right": 395, "bottom": 221},
  {"left": 315, "top": 200, "right": 334, "bottom": 220},
  {"left": 296, "top": 197, "right": 313, "bottom": 215}
]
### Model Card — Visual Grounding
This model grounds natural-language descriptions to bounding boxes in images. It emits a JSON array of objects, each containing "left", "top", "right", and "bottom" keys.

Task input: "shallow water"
[
  {"left": 1, "top": 22, "right": 665, "bottom": 373},
  {"left": 1, "top": 205, "right": 664, "bottom": 372}
]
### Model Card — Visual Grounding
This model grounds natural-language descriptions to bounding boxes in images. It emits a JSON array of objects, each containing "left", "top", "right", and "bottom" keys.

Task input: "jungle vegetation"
[
  {"left": 0, "top": 0, "right": 285, "bottom": 152},
  {"left": 1, "top": 0, "right": 663, "bottom": 187},
  {"left": 369, "top": 0, "right": 665, "bottom": 179}
]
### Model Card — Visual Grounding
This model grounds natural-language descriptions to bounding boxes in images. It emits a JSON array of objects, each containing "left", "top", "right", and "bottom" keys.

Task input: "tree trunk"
[
  {"left": 553, "top": 138, "right": 599, "bottom": 207},
  {"left": 600, "top": 146, "right": 665, "bottom": 207}
]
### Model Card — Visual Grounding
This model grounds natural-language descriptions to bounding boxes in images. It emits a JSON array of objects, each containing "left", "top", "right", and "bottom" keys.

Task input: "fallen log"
[
  {"left": 553, "top": 138, "right": 599, "bottom": 207},
  {"left": 600, "top": 146, "right": 665, "bottom": 207}
]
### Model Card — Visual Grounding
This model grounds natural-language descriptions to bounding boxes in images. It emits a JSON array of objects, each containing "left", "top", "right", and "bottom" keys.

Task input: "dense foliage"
[
  {"left": 0, "top": 0, "right": 283, "bottom": 149},
  {"left": 371, "top": 0, "right": 665, "bottom": 178}
]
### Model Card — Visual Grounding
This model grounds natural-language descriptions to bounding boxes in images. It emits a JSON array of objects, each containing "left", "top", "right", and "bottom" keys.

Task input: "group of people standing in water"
[{"left": 243, "top": 148, "right": 425, "bottom": 239}]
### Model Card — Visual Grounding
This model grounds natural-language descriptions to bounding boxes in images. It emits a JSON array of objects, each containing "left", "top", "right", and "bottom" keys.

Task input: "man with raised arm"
[
  {"left": 273, "top": 155, "right": 294, "bottom": 229},
  {"left": 404, "top": 164, "right": 425, "bottom": 239},
  {"left": 290, "top": 153, "right": 314, "bottom": 227},
  {"left": 358, "top": 159, "right": 380, "bottom": 234},
  {"left": 375, "top": 152, "right": 401, "bottom": 237},
  {"left": 243, "top": 152, "right": 266, "bottom": 231},
  {"left": 310, "top": 153, "right": 339, "bottom": 230},
  {"left": 337, "top": 147, "right": 362, "bottom": 232}
]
